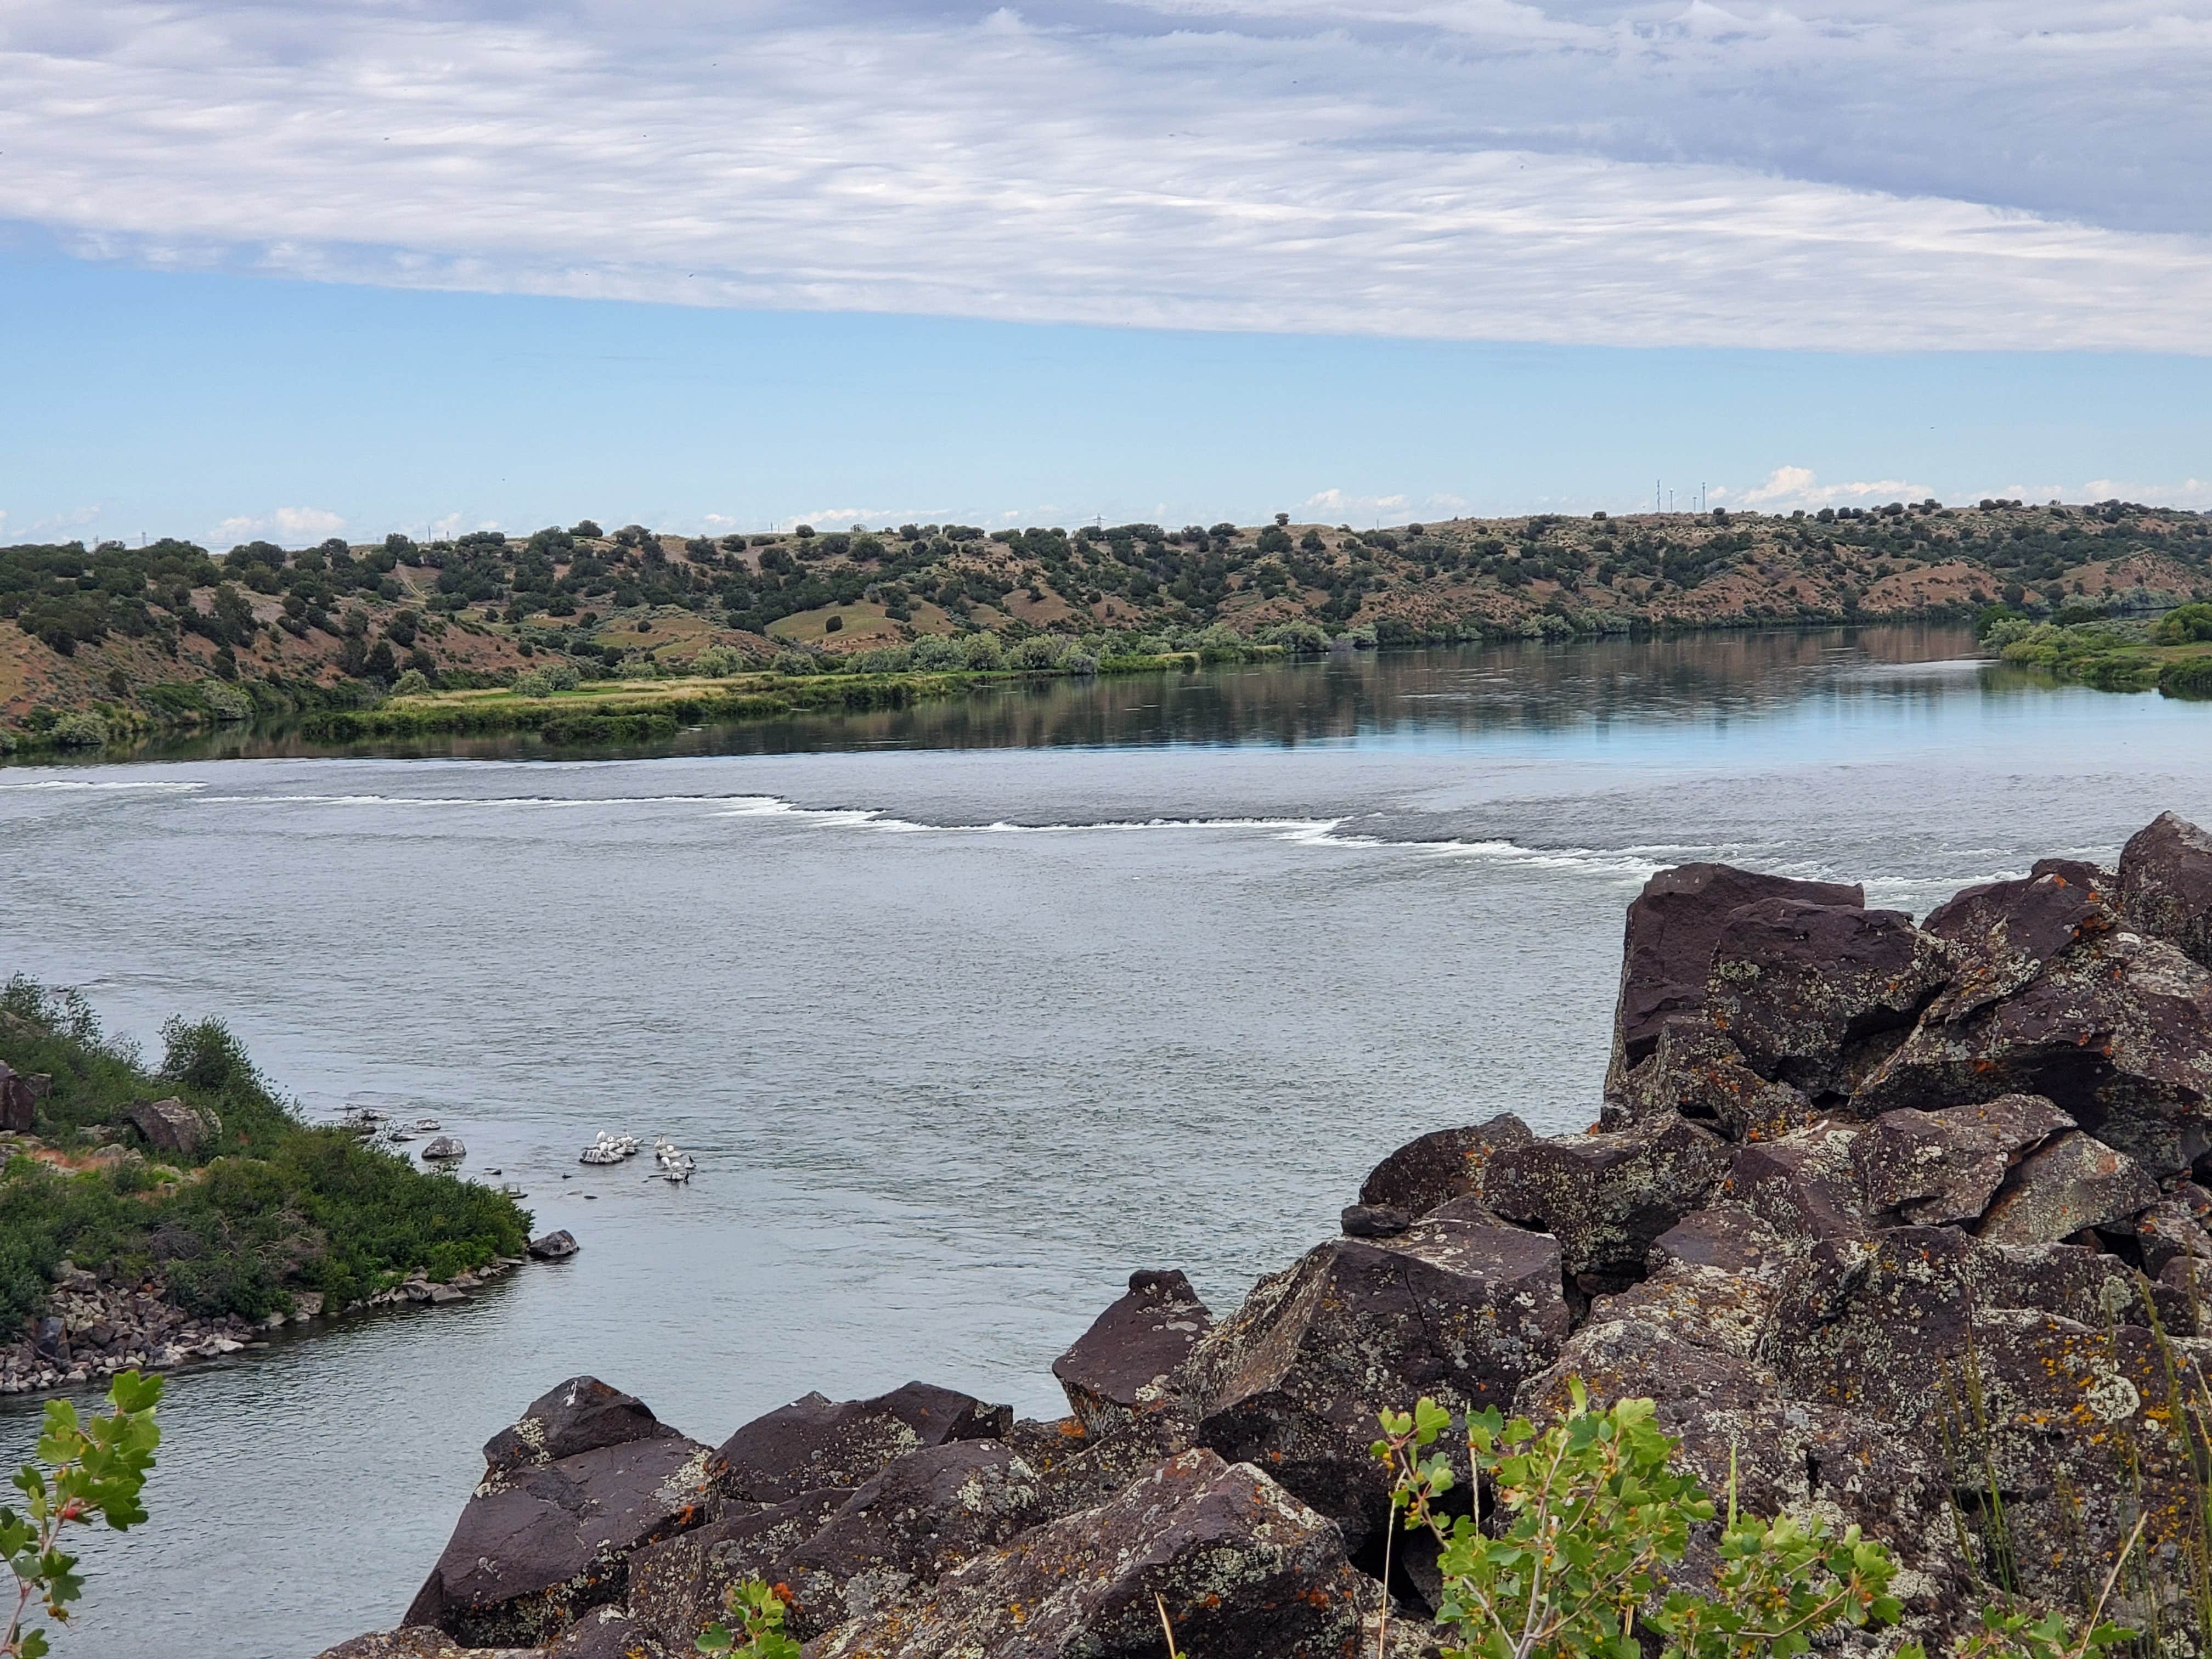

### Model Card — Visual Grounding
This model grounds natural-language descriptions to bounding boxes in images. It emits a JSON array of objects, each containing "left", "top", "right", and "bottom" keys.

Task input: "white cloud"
[
  {"left": 2082, "top": 477, "right": 2212, "bottom": 509},
  {"left": 1734, "top": 467, "right": 1928, "bottom": 509},
  {"left": 209, "top": 506, "right": 345, "bottom": 545},
  {"left": 0, "top": 0, "right": 2205, "bottom": 351}
]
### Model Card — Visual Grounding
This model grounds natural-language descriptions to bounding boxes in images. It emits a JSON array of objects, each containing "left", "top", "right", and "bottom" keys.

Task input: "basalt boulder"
[
  {"left": 527, "top": 1229, "right": 580, "bottom": 1261},
  {"left": 1726, "top": 1126, "right": 1872, "bottom": 1243},
  {"left": 1705, "top": 900, "right": 1950, "bottom": 1102},
  {"left": 125, "top": 1096, "right": 219, "bottom": 1156},
  {"left": 1852, "top": 928, "right": 2212, "bottom": 1175},
  {"left": 544, "top": 1606, "right": 672, "bottom": 1659},
  {"left": 1973, "top": 1131, "right": 2159, "bottom": 1246},
  {"left": 1355, "top": 1114, "right": 1532, "bottom": 1220},
  {"left": 1186, "top": 1198, "right": 1568, "bottom": 1547},
  {"left": 1051, "top": 1269, "right": 1212, "bottom": 1438},
  {"left": 775, "top": 1440, "right": 1047, "bottom": 1639},
  {"left": 315, "top": 1633, "right": 535, "bottom": 1659},
  {"left": 482, "top": 1375, "right": 680, "bottom": 1474},
  {"left": 1605, "top": 1019, "right": 1816, "bottom": 1141},
  {"left": 1607, "top": 862, "right": 1863, "bottom": 1095},
  {"left": 1918, "top": 871, "right": 2115, "bottom": 1025},
  {"left": 1852, "top": 1095, "right": 2075, "bottom": 1227},
  {"left": 625, "top": 1486, "right": 851, "bottom": 1653},
  {"left": 0, "top": 1064, "right": 48, "bottom": 1136},
  {"left": 402, "top": 1418, "right": 723, "bottom": 1647},
  {"left": 2120, "top": 810, "right": 2212, "bottom": 970},
  {"left": 1486, "top": 1114, "right": 1730, "bottom": 1285},
  {"left": 715, "top": 1381, "right": 1010, "bottom": 1505},
  {"left": 811, "top": 1448, "right": 1378, "bottom": 1659}
]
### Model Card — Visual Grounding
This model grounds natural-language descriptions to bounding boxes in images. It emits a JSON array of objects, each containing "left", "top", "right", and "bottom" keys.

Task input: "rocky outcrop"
[
  {"left": 331, "top": 812, "right": 2212, "bottom": 1659},
  {"left": 1487, "top": 1114, "right": 1730, "bottom": 1285}
]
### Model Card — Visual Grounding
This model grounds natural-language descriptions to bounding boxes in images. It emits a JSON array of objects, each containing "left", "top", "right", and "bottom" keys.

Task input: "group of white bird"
[
  {"left": 578, "top": 1131, "right": 640, "bottom": 1166},
  {"left": 574, "top": 1131, "right": 695, "bottom": 1183}
]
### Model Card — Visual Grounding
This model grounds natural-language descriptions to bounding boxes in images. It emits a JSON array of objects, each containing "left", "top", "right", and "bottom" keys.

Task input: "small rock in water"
[
  {"left": 527, "top": 1229, "right": 580, "bottom": 1260},
  {"left": 420, "top": 1137, "right": 466, "bottom": 1161}
]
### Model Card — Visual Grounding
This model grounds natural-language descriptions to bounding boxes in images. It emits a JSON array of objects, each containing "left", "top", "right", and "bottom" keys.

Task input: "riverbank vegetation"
[
  {"left": 5, "top": 498, "right": 2205, "bottom": 752},
  {"left": 1980, "top": 601, "right": 2212, "bottom": 696},
  {"left": 0, "top": 980, "right": 529, "bottom": 1325}
]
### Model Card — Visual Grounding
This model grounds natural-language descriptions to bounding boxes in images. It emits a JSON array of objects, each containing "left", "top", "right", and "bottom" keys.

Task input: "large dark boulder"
[
  {"left": 1705, "top": 900, "right": 1949, "bottom": 1102},
  {"left": 811, "top": 1448, "right": 1377, "bottom": 1659},
  {"left": 1918, "top": 871, "right": 2115, "bottom": 1025},
  {"left": 125, "top": 1096, "right": 219, "bottom": 1156},
  {"left": 1051, "top": 1269, "right": 1211, "bottom": 1437},
  {"left": 1486, "top": 1115, "right": 1730, "bottom": 1284},
  {"left": 527, "top": 1229, "right": 580, "bottom": 1261},
  {"left": 482, "top": 1376, "right": 679, "bottom": 1473},
  {"left": 626, "top": 1487, "right": 850, "bottom": 1654},
  {"left": 544, "top": 1606, "right": 672, "bottom": 1659},
  {"left": 1728, "top": 1127, "right": 1877, "bottom": 1249},
  {"left": 0, "top": 1064, "right": 48, "bottom": 1135},
  {"left": 316, "top": 1633, "right": 535, "bottom": 1658},
  {"left": 1852, "top": 928, "right": 2212, "bottom": 1174},
  {"left": 1606, "top": 863, "right": 1863, "bottom": 1094},
  {"left": 1853, "top": 1095, "right": 2075, "bottom": 1226},
  {"left": 1973, "top": 1130, "right": 2159, "bottom": 1245},
  {"left": 2120, "top": 810, "right": 2212, "bottom": 970},
  {"left": 1605, "top": 1019, "right": 1815, "bottom": 1141},
  {"left": 1762, "top": 1227, "right": 1980, "bottom": 1428},
  {"left": 1355, "top": 1114, "right": 1531, "bottom": 1219},
  {"left": 776, "top": 1440, "right": 1047, "bottom": 1638},
  {"left": 402, "top": 1423, "right": 723, "bottom": 1647},
  {"left": 715, "top": 1381, "right": 1009, "bottom": 1504},
  {"left": 1185, "top": 1199, "right": 1568, "bottom": 1546}
]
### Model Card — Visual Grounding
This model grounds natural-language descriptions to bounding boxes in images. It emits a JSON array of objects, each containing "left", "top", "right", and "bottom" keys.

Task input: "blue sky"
[{"left": 2, "top": 0, "right": 2208, "bottom": 544}]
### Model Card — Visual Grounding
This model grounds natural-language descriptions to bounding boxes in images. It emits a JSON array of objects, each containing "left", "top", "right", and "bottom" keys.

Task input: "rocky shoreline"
[
  {"left": 323, "top": 810, "right": 2212, "bottom": 1659},
  {"left": 0, "top": 1251, "right": 560, "bottom": 1398}
]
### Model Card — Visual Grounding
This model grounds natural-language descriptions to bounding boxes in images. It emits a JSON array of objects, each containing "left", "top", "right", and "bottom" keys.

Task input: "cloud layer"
[{"left": 2, "top": 0, "right": 2208, "bottom": 350}]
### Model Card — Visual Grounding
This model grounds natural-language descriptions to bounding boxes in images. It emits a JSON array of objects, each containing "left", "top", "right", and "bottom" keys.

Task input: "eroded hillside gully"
[{"left": 326, "top": 811, "right": 2212, "bottom": 1659}]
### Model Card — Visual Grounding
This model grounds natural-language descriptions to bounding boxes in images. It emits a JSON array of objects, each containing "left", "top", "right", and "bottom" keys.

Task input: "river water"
[{"left": 2, "top": 627, "right": 2208, "bottom": 1657}]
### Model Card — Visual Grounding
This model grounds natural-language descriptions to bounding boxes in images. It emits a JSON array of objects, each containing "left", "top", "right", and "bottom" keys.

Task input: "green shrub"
[
  {"left": 200, "top": 680, "right": 252, "bottom": 722},
  {"left": 692, "top": 646, "right": 746, "bottom": 678},
  {"left": 391, "top": 668, "right": 433, "bottom": 696},
  {"left": 2156, "top": 603, "right": 2212, "bottom": 645},
  {"left": 47, "top": 712, "right": 107, "bottom": 748},
  {"left": 907, "top": 635, "right": 963, "bottom": 670},
  {"left": 1374, "top": 1386, "right": 1915, "bottom": 1659},
  {"left": 511, "top": 670, "right": 554, "bottom": 697}
]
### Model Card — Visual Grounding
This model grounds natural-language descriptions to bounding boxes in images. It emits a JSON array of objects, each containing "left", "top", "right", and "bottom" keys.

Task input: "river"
[{"left": 1, "top": 626, "right": 2206, "bottom": 1656}]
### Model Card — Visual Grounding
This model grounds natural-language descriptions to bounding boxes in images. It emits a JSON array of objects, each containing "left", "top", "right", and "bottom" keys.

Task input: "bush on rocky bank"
[
  {"left": 326, "top": 810, "right": 2212, "bottom": 1659},
  {"left": 0, "top": 979, "right": 530, "bottom": 1380}
]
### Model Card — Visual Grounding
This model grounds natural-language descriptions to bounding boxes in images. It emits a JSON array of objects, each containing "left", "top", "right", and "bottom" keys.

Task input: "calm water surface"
[{"left": 3, "top": 628, "right": 2208, "bottom": 1656}]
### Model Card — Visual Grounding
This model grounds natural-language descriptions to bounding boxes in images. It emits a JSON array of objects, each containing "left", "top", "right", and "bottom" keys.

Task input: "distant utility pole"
[{"left": 1655, "top": 480, "right": 1660, "bottom": 513}]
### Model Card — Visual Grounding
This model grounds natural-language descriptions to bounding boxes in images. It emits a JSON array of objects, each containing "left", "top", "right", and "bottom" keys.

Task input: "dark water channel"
[{"left": 2, "top": 627, "right": 2208, "bottom": 1656}]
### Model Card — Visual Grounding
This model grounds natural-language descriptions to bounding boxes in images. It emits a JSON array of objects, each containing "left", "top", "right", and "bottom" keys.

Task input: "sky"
[{"left": 2, "top": 0, "right": 2208, "bottom": 544}]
